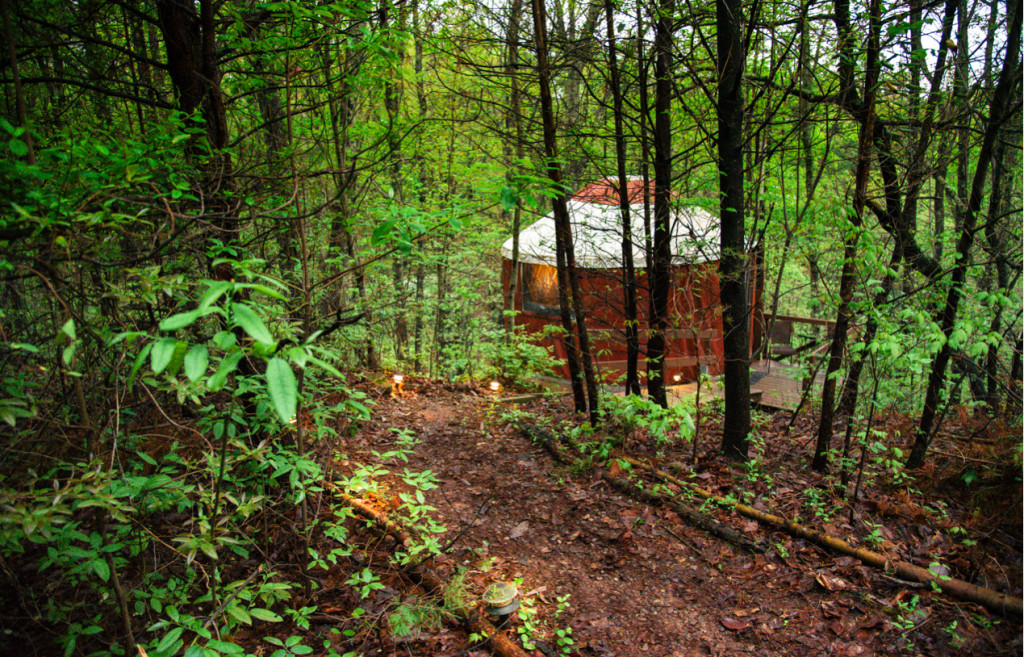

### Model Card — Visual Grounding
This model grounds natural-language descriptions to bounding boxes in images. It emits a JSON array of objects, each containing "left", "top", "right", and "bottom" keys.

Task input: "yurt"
[{"left": 500, "top": 179, "right": 763, "bottom": 384}]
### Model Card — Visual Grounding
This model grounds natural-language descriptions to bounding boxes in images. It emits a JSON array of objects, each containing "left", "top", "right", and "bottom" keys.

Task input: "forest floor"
[{"left": 271, "top": 377, "right": 1022, "bottom": 657}]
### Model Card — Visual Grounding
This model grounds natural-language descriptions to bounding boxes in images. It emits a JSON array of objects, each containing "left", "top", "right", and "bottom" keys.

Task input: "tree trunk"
[
  {"left": 717, "top": 0, "right": 750, "bottom": 459},
  {"left": 529, "top": 0, "right": 593, "bottom": 417},
  {"left": 908, "top": 0, "right": 1020, "bottom": 469},
  {"left": 503, "top": 0, "right": 525, "bottom": 338},
  {"left": 813, "top": 0, "right": 880, "bottom": 472},
  {"left": 605, "top": 0, "right": 641, "bottom": 397},
  {"left": 647, "top": 0, "right": 674, "bottom": 409},
  {"left": 0, "top": 0, "right": 34, "bottom": 164}
]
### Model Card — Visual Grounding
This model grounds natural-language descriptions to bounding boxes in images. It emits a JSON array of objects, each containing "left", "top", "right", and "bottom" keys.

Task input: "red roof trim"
[{"left": 570, "top": 179, "right": 681, "bottom": 205}]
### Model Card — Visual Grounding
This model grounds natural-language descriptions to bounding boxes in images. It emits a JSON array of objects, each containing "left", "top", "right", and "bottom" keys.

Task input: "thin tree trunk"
[
  {"left": 647, "top": 0, "right": 674, "bottom": 409},
  {"left": 503, "top": 0, "right": 524, "bottom": 338},
  {"left": 2, "top": 0, "right": 35, "bottom": 164},
  {"left": 718, "top": 0, "right": 750, "bottom": 458},
  {"left": 812, "top": 0, "right": 880, "bottom": 472},
  {"left": 529, "top": 0, "right": 592, "bottom": 416},
  {"left": 605, "top": 0, "right": 641, "bottom": 397},
  {"left": 908, "top": 0, "right": 1021, "bottom": 468}
]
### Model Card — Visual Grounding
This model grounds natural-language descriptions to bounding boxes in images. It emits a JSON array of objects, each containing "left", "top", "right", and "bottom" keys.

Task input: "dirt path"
[{"left": 368, "top": 388, "right": 914, "bottom": 657}]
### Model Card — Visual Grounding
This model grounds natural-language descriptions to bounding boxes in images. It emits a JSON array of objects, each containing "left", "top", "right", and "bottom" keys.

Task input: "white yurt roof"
[{"left": 500, "top": 190, "right": 720, "bottom": 269}]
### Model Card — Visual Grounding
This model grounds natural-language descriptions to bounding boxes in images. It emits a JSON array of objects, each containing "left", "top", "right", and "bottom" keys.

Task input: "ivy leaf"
[
  {"left": 266, "top": 357, "right": 297, "bottom": 425},
  {"left": 230, "top": 302, "right": 274, "bottom": 346},
  {"left": 184, "top": 345, "right": 209, "bottom": 382}
]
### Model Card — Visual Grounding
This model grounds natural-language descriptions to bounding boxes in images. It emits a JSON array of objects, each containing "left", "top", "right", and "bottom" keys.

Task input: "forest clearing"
[{"left": 0, "top": 0, "right": 1021, "bottom": 655}]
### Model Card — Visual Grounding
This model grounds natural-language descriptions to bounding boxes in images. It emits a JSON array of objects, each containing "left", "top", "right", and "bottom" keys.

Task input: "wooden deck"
[{"left": 533, "top": 359, "right": 826, "bottom": 411}]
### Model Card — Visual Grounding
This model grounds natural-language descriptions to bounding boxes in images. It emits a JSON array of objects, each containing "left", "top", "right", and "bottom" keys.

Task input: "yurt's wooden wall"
[{"left": 502, "top": 259, "right": 763, "bottom": 384}]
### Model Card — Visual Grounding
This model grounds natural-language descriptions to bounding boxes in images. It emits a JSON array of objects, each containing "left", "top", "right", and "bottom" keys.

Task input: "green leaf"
[
  {"left": 184, "top": 345, "right": 209, "bottom": 382},
  {"left": 160, "top": 308, "right": 210, "bottom": 331},
  {"left": 208, "top": 351, "right": 243, "bottom": 392},
  {"left": 205, "top": 639, "right": 244, "bottom": 654},
  {"left": 251, "top": 608, "right": 283, "bottom": 622},
  {"left": 8, "top": 138, "right": 28, "bottom": 157},
  {"left": 231, "top": 303, "right": 274, "bottom": 346},
  {"left": 199, "top": 280, "right": 232, "bottom": 309},
  {"left": 92, "top": 558, "right": 110, "bottom": 582},
  {"left": 226, "top": 605, "right": 252, "bottom": 626},
  {"left": 266, "top": 358, "right": 298, "bottom": 425},
  {"left": 151, "top": 338, "right": 179, "bottom": 375},
  {"left": 157, "top": 627, "right": 184, "bottom": 655},
  {"left": 212, "top": 330, "right": 236, "bottom": 350},
  {"left": 499, "top": 186, "right": 518, "bottom": 212},
  {"left": 128, "top": 342, "right": 153, "bottom": 389},
  {"left": 61, "top": 318, "right": 76, "bottom": 340}
]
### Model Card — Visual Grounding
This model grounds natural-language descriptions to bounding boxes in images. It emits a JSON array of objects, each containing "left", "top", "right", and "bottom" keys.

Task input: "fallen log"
[
  {"left": 601, "top": 473, "right": 764, "bottom": 554},
  {"left": 619, "top": 456, "right": 1023, "bottom": 619},
  {"left": 516, "top": 424, "right": 763, "bottom": 554},
  {"left": 338, "top": 492, "right": 531, "bottom": 657}
]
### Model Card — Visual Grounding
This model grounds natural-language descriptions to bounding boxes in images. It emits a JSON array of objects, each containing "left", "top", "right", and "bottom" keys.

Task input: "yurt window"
[{"left": 522, "top": 263, "right": 559, "bottom": 315}]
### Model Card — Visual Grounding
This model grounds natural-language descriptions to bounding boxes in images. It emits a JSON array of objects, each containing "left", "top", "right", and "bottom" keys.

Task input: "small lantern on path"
[
  {"left": 392, "top": 373, "right": 405, "bottom": 397},
  {"left": 482, "top": 581, "right": 519, "bottom": 628}
]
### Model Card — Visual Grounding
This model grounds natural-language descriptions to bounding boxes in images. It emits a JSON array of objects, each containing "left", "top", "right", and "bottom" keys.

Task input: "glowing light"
[
  {"left": 393, "top": 374, "right": 404, "bottom": 384},
  {"left": 490, "top": 381, "right": 501, "bottom": 392},
  {"left": 673, "top": 373, "right": 682, "bottom": 382}
]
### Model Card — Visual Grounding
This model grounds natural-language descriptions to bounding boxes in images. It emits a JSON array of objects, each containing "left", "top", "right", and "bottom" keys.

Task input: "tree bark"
[
  {"left": 647, "top": 0, "right": 674, "bottom": 409},
  {"left": 503, "top": 0, "right": 525, "bottom": 338},
  {"left": 717, "top": 0, "right": 750, "bottom": 459},
  {"left": 529, "top": 0, "right": 586, "bottom": 413},
  {"left": 908, "top": 0, "right": 1021, "bottom": 469},
  {"left": 605, "top": 0, "right": 640, "bottom": 396},
  {"left": 813, "top": 0, "right": 881, "bottom": 471}
]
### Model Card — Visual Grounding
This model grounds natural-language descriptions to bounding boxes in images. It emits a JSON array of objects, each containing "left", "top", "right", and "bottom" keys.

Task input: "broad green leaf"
[
  {"left": 226, "top": 605, "right": 252, "bottom": 626},
  {"left": 128, "top": 342, "right": 153, "bottom": 389},
  {"left": 160, "top": 308, "right": 207, "bottom": 331},
  {"left": 205, "top": 639, "right": 244, "bottom": 653},
  {"left": 251, "top": 608, "right": 283, "bottom": 622},
  {"left": 266, "top": 358, "right": 297, "bottom": 425},
  {"left": 212, "top": 330, "right": 236, "bottom": 350},
  {"left": 156, "top": 627, "right": 184, "bottom": 655},
  {"left": 199, "top": 280, "right": 232, "bottom": 309},
  {"left": 184, "top": 345, "right": 209, "bottom": 382},
  {"left": 8, "top": 138, "right": 28, "bottom": 157},
  {"left": 231, "top": 303, "right": 273, "bottom": 346},
  {"left": 62, "top": 344, "right": 76, "bottom": 366},
  {"left": 237, "top": 283, "right": 287, "bottom": 300},
  {"left": 61, "top": 318, "right": 76, "bottom": 340},
  {"left": 92, "top": 558, "right": 110, "bottom": 582},
  {"left": 151, "top": 338, "right": 179, "bottom": 375},
  {"left": 207, "top": 352, "right": 243, "bottom": 392},
  {"left": 308, "top": 355, "right": 343, "bottom": 379},
  {"left": 499, "top": 186, "right": 517, "bottom": 211}
]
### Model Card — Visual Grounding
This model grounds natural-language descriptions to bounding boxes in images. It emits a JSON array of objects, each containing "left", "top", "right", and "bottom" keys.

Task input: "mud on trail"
[{"left": 342, "top": 380, "right": 1021, "bottom": 657}]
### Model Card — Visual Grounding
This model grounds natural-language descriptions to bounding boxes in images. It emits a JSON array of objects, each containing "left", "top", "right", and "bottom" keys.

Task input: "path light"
[
  {"left": 482, "top": 581, "right": 519, "bottom": 628},
  {"left": 391, "top": 373, "right": 404, "bottom": 397},
  {"left": 490, "top": 380, "right": 501, "bottom": 393},
  {"left": 673, "top": 373, "right": 682, "bottom": 383}
]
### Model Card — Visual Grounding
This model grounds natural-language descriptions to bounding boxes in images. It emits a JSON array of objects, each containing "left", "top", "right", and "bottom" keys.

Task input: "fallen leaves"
[
  {"left": 509, "top": 520, "right": 529, "bottom": 539},
  {"left": 720, "top": 616, "right": 749, "bottom": 631}
]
